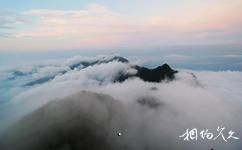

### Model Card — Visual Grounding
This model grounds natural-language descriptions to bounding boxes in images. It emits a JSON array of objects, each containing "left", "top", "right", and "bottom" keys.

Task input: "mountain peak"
[
  {"left": 160, "top": 63, "right": 170, "bottom": 69},
  {"left": 22, "top": 55, "right": 178, "bottom": 86},
  {"left": 116, "top": 62, "right": 178, "bottom": 83},
  {"left": 135, "top": 63, "right": 177, "bottom": 82}
]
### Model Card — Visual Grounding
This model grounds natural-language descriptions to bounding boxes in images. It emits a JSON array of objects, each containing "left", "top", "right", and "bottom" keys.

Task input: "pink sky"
[{"left": 0, "top": 1, "right": 242, "bottom": 51}]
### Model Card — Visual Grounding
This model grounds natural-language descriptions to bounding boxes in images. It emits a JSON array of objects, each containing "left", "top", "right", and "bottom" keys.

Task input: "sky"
[{"left": 0, "top": 0, "right": 242, "bottom": 51}]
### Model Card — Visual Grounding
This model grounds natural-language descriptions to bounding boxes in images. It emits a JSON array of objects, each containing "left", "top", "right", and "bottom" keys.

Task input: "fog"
[{"left": 0, "top": 56, "right": 241, "bottom": 150}]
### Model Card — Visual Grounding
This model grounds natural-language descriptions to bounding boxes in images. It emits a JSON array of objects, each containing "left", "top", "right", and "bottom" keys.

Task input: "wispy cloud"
[
  {"left": 0, "top": 11, "right": 27, "bottom": 38},
  {"left": 0, "top": 1, "right": 242, "bottom": 50}
]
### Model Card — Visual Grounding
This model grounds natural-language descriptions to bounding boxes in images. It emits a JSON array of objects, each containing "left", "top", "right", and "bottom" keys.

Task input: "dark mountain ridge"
[
  {"left": 68, "top": 56, "right": 178, "bottom": 83},
  {"left": 116, "top": 64, "right": 178, "bottom": 82},
  {"left": 134, "top": 63, "right": 178, "bottom": 82},
  {"left": 21, "top": 56, "right": 178, "bottom": 86}
]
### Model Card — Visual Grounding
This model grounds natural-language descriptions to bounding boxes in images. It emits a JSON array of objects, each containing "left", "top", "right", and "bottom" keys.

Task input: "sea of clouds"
[{"left": 0, "top": 55, "right": 241, "bottom": 150}]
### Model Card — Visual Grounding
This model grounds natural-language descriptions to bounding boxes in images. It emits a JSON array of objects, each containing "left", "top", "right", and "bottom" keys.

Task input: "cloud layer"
[{"left": 0, "top": 55, "right": 241, "bottom": 150}]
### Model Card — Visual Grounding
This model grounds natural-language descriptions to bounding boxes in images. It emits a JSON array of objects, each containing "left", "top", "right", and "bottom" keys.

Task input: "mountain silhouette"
[
  {"left": 115, "top": 60, "right": 178, "bottom": 82},
  {"left": 23, "top": 56, "right": 177, "bottom": 86}
]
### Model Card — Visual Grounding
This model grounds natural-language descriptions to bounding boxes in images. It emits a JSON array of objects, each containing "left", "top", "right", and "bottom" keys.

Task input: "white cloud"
[
  {"left": 1, "top": 1, "right": 242, "bottom": 50},
  {"left": 0, "top": 56, "right": 242, "bottom": 149}
]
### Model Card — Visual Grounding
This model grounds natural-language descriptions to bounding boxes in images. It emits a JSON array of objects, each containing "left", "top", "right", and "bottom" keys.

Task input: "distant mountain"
[
  {"left": 68, "top": 56, "right": 178, "bottom": 83},
  {"left": 21, "top": 56, "right": 177, "bottom": 86},
  {"left": 69, "top": 56, "right": 129, "bottom": 70}
]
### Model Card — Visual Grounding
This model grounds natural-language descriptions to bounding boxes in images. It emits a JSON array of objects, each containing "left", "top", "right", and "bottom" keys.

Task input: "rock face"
[
  {"left": 134, "top": 64, "right": 178, "bottom": 82},
  {"left": 116, "top": 63, "right": 178, "bottom": 82}
]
